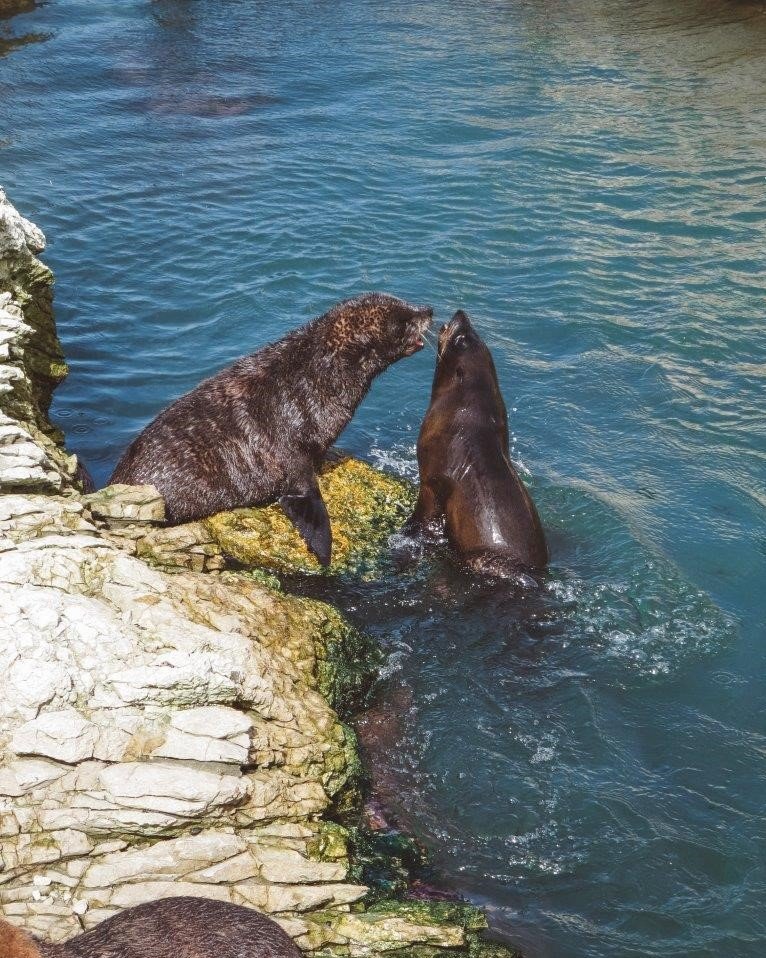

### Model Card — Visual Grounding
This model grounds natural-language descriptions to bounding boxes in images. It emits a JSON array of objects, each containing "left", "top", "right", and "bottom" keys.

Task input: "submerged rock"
[{"left": 205, "top": 454, "right": 416, "bottom": 576}]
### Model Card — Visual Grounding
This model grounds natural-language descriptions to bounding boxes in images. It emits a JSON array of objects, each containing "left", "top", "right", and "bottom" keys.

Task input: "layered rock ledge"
[{"left": 0, "top": 189, "right": 516, "bottom": 957}]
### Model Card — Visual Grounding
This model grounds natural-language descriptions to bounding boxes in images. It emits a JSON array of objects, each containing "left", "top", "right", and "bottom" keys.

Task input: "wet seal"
[
  {"left": 407, "top": 309, "right": 547, "bottom": 580},
  {"left": 0, "top": 897, "right": 302, "bottom": 958},
  {"left": 111, "top": 293, "right": 433, "bottom": 566}
]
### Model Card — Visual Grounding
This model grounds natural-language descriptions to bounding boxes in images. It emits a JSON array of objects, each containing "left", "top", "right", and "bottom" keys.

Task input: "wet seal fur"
[
  {"left": 0, "top": 897, "right": 302, "bottom": 958},
  {"left": 111, "top": 293, "right": 433, "bottom": 566},
  {"left": 408, "top": 309, "right": 548, "bottom": 579}
]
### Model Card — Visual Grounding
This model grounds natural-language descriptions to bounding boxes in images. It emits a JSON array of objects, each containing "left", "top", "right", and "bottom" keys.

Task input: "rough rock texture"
[
  {"left": 0, "top": 191, "right": 74, "bottom": 494},
  {"left": 0, "top": 190, "right": 510, "bottom": 957},
  {"left": 81, "top": 485, "right": 226, "bottom": 574},
  {"left": 205, "top": 455, "right": 416, "bottom": 577}
]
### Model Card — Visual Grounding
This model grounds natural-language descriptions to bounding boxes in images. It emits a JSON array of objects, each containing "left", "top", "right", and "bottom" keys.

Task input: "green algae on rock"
[
  {"left": 294, "top": 898, "right": 521, "bottom": 958},
  {"left": 205, "top": 455, "right": 416, "bottom": 576},
  {"left": 345, "top": 825, "right": 429, "bottom": 902}
]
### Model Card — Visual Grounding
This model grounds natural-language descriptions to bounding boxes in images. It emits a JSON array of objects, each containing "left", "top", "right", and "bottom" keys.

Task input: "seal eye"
[{"left": 453, "top": 334, "right": 467, "bottom": 349}]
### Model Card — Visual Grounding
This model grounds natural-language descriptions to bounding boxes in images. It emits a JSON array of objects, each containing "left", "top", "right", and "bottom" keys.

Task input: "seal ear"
[{"left": 280, "top": 478, "right": 332, "bottom": 567}]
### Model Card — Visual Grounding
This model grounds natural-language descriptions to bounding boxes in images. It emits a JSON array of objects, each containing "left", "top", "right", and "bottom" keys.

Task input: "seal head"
[
  {"left": 409, "top": 309, "right": 548, "bottom": 579},
  {"left": 324, "top": 292, "right": 433, "bottom": 363}
]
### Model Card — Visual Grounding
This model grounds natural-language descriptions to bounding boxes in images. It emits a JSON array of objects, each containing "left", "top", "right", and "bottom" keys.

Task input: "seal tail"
[{"left": 463, "top": 551, "right": 541, "bottom": 588}]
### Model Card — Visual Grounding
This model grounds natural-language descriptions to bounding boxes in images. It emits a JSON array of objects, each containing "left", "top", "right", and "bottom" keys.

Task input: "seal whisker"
[{"left": 422, "top": 328, "right": 439, "bottom": 355}]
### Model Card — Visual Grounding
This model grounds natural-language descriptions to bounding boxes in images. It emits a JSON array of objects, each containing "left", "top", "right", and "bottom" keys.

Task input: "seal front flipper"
[
  {"left": 280, "top": 478, "right": 332, "bottom": 567},
  {"left": 404, "top": 483, "right": 444, "bottom": 537}
]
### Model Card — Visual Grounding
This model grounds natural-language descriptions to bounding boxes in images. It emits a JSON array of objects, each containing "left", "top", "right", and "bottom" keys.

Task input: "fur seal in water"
[
  {"left": 0, "top": 897, "right": 302, "bottom": 958},
  {"left": 408, "top": 309, "right": 547, "bottom": 579},
  {"left": 110, "top": 293, "right": 433, "bottom": 566}
]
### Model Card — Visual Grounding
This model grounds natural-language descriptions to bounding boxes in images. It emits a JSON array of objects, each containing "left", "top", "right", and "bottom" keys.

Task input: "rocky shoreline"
[{"left": 0, "top": 190, "right": 518, "bottom": 957}]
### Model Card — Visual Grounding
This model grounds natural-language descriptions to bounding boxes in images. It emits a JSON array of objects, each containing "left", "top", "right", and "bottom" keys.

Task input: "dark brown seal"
[
  {"left": 0, "top": 897, "right": 302, "bottom": 958},
  {"left": 408, "top": 309, "right": 548, "bottom": 578},
  {"left": 111, "top": 293, "right": 433, "bottom": 566}
]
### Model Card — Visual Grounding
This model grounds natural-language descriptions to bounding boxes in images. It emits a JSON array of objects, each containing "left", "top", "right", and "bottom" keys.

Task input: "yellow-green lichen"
[
  {"left": 205, "top": 455, "right": 416, "bottom": 576},
  {"left": 307, "top": 820, "right": 351, "bottom": 863},
  {"left": 299, "top": 901, "right": 523, "bottom": 958},
  {"left": 367, "top": 900, "right": 487, "bottom": 933}
]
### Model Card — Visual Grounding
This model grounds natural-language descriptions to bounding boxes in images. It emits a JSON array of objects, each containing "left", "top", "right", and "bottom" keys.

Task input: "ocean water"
[{"left": 1, "top": 1, "right": 764, "bottom": 956}]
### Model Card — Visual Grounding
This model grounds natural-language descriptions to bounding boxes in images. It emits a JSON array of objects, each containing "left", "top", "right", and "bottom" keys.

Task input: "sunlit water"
[{"left": 1, "top": 2, "right": 765, "bottom": 956}]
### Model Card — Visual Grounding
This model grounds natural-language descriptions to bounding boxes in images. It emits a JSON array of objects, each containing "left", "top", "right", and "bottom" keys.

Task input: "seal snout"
[
  {"left": 403, "top": 305, "right": 434, "bottom": 356},
  {"left": 450, "top": 309, "right": 471, "bottom": 331},
  {"left": 416, "top": 305, "right": 434, "bottom": 331},
  {"left": 438, "top": 309, "right": 473, "bottom": 355}
]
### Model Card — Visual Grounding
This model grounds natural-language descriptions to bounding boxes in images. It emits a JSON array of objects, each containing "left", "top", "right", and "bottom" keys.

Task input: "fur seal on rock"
[
  {"left": 408, "top": 309, "right": 547, "bottom": 579},
  {"left": 0, "top": 897, "right": 302, "bottom": 958},
  {"left": 111, "top": 293, "right": 433, "bottom": 566}
]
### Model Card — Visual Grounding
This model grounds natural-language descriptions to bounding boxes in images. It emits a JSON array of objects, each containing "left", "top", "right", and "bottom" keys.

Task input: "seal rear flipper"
[{"left": 280, "top": 482, "right": 332, "bottom": 567}]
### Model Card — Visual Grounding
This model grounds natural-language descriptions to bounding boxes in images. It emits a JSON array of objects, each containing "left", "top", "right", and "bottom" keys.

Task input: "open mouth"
[{"left": 404, "top": 309, "right": 433, "bottom": 356}]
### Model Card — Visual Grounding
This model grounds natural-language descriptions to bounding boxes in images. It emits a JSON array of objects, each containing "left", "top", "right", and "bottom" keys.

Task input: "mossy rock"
[
  {"left": 310, "top": 600, "right": 383, "bottom": 717},
  {"left": 307, "top": 820, "right": 351, "bottom": 863},
  {"left": 213, "top": 572, "right": 382, "bottom": 719},
  {"left": 302, "top": 900, "right": 523, "bottom": 958},
  {"left": 367, "top": 900, "right": 488, "bottom": 933},
  {"left": 365, "top": 901, "right": 523, "bottom": 958},
  {"left": 205, "top": 455, "right": 416, "bottom": 576}
]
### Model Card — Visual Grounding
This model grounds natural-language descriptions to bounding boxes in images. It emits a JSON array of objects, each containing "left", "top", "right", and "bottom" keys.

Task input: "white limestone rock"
[
  {"left": 249, "top": 845, "right": 347, "bottom": 884},
  {"left": 82, "top": 832, "right": 247, "bottom": 888},
  {"left": 12, "top": 709, "right": 100, "bottom": 764},
  {"left": 0, "top": 188, "right": 45, "bottom": 256},
  {"left": 98, "top": 761, "right": 249, "bottom": 816},
  {"left": 82, "top": 484, "right": 166, "bottom": 525},
  {"left": 150, "top": 706, "right": 253, "bottom": 764},
  {"left": 0, "top": 759, "right": 67, "bottom": 797}
]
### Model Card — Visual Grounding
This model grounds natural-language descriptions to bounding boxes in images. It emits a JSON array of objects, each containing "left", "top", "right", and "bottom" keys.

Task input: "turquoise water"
[{"left": 1, "top": 1, "right": 765, "bottom": 956}]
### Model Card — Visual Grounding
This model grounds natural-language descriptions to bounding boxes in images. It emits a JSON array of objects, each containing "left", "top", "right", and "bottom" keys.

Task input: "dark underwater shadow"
[
  {"left": 0, "top": 0, "right": 37, "bottom": 16},
  {"left": 105, "top": 0, "right": 283, "bottom": 123},
  {"left": 0, "top": 0, "right": 50, "bottom": 60}
]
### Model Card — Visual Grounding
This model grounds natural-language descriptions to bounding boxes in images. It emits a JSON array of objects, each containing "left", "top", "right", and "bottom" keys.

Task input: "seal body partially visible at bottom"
[
  {"left": 0, "top": 897, "right": 302, "bottom": 958},
  {"left": 409, "top": 310, "right": 548, "bottom": 579}
]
